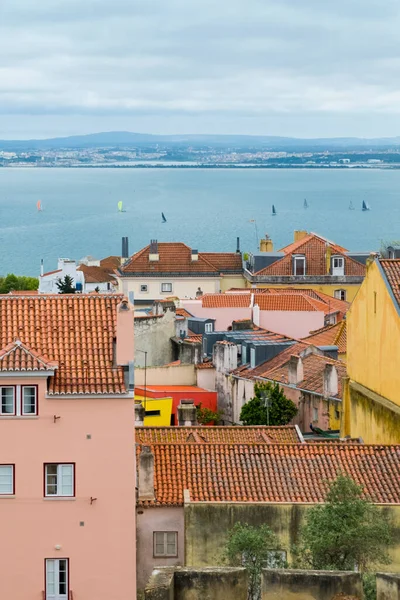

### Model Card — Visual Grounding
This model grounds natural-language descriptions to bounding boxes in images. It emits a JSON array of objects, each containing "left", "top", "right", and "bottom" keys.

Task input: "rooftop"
[
  {"left": 138, "top": 442, "right": 400, "bottom": 506},
  {"left": 379, "top": 259, "right": 400, "bottom": 308},
  {"left": 303, "top": 321, "right": 347, "bottom": 355},
  {"left": 136, "top": 425, "right": 301, "bottom": 445}
]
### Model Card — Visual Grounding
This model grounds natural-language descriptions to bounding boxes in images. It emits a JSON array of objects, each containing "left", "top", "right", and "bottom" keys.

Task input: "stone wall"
[
  {"left": 135, "top": 309, "right": 176, "bottom": 367},
  {"left": 262, "top": 569, "right": 363, "bottom": 600},
  {"left": 377, "top": 573, "right": 400, "bottom": 600}
]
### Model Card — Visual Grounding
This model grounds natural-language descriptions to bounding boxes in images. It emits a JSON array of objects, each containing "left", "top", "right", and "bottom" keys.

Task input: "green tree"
[
  {"left": 56, "top": 275, "right": 76, "bottom": 294},
  {"left": 240, "top": 381, "right": 297, "bottom": 426},
  {"left": 196, "top": 403, "right": 222, "bottom": 425},
  {"left": 293, "top": 474, "right": 393, "bottom": 573},
  {"left": 0, "top": 274, "right": 39, "bottom": 293},
  {"left": 224, "top": 523, "right": 285, "bottom": 600}
]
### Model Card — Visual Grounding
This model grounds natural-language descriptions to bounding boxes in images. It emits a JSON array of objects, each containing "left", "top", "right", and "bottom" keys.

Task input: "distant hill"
[{"left": 2, "top": 131, "right": 400, "bottom": 151}]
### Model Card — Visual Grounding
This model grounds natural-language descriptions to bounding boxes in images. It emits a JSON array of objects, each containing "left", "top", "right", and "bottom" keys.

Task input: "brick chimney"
[
  {"left": 191, "top": 249, "right": 199, "bottom": 262},
  {"left": 149, "top": 239, "right": 159, "bottom": 262},
  {"left": 134, "top": 402, "right": 145, "bottom": 426},
  {"left": 138, "top": 446, "right": 155, "bottom": 502},
  {"left": 177, "top": 400, "right": 197, "bottom": 426},
  {"left": 116, "top": 297, "right": 134, "bottom": 366},
  {"left": 323, "top": 364, "right": 338, "bottom": 397},
  {"left": 288, "top": 355, "right": 303, "bottom": 385},
  {"left": 294, "top": 230, "right": 308, "bottom": 243}
]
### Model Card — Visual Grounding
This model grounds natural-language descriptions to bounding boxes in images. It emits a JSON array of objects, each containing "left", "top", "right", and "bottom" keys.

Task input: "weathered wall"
[
  {"left": 137, "top": 507, "right": 185, "bottom": 592},
  {"left": 377, "top": 573, "right": 400, "bottom": 600},
  {"left": 135, "top": 364, "right": 196, "bottom": 386},
  {"left": 174, "top": 567, "right": 247, "bottom": 600},
  {"left": 135, "top": 310, "right": 176, "bottom": 367},
  {"left": 196, "top": 367, "right": 216, "bottom": 391},
  {"left": 262, "top": 569, "right": 363, "bottom": 600},
  {"left": 184, "top": 503, "right": 400, "bottom": 573},
  {"left": 144, "top": 567, "right": 175, "bottom": 600}
]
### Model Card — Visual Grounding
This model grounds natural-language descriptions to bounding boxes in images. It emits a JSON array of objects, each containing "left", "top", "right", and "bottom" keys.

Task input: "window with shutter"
[{"left": 45, "top": 464, "right": 75, "bottom": 497}]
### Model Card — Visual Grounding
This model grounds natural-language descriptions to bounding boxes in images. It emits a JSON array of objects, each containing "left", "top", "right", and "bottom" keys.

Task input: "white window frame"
[
  {"left": 0, "top": 465, "right": 14, "bottom": 495},
  {"left": 0, "top": 386, "right": 16, "bottom": 415},
  {"left": 332, "top": 256, "right": 345, "bottom": 276},
  {"left": 204, "top": 322, "right": 213, "bottom": 333},
  {"left": 45, "top": 463, "right": 75, "bottom": 498},
  {"left": 293, "top": 256, "right": 306, "bottom": 276},
  {"left": 160, "top": 282, "right": 173, "bottom": 293},
  {"left": 153, "top": 531, "right": 178, "bottom": 558},
  {"left": 0, "top": 385, "right": 37, "bottom": 417},
  {"left": 334, "top": 289, "right": 347, "bottom": 301},
  {"left": 45, "top": 558, "right": 69, "bottom": 600},
  {"left": 140, "top": 284, "right": 148, "bottom": 293}
]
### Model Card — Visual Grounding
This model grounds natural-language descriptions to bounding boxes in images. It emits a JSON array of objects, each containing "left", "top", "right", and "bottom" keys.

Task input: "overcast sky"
[{"left": 1, "top": 0, "right": 400, "bottom": 139}]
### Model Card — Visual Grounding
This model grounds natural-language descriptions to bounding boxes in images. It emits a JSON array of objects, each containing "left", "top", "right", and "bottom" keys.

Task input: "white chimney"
[
  {"left": 324, "top": 364, "right": 338, "bottom": 397},
  {"left": 288, "top": 355, "right": 303, "bottom": 385},
  {"left": 191, "top": 249, "right": 199, "bottom": 262},
  {"left": 40, "top": 259, "right": 44, "bottom": 277}
]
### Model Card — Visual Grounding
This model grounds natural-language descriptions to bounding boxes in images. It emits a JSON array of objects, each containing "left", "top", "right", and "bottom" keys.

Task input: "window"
[
  {"left": 0, "top": 385, "right": 37, "bottom": 417},
  {"left": 161, "top": 282, "right": 172, "bottom": 293},
  {"left": 1, "top": 387, "right": 15, "bottom": 415},
  {"left": 293, "top": 256, "right": 306, "bottom": 276},
  {"left": 331, "top": 256, "right": 345, "bottom": 276},
  {"left": 45, "top": 464, "right": 75, "bottom": 497},
  {"left": 0, "top": 465, "right": 14, "bottom": 495},
  {"left": 335, "top": 408, "right": 340, "bottom": 420},
  {"left": 45, "top": 558, "right": 69, "bottom": 600},
  {"left": 334, "top": 289, "right": 347, "bottom": 301},
  {"left": 204, "top": 322, "right": 213, "bottom": 333},
  {"left": 140, "top": 284, "right": 148, "bottom": 293},
  {"left": 154, "top": 532, "right": 178, "bottom": 557},
  {"left": 312, "top": 407, "right": 318, "bottom": 422},
  {"left": 145, "top": 410, "right": 161, "bottom": 417}
]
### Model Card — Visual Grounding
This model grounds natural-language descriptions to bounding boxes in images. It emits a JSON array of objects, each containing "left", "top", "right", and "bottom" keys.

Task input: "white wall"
[
  {"left": 197, "top": 368, "right": 216, "bottom": 391},
  {"left": 119, "top": 276, "right": 221, "bottom": 301}
]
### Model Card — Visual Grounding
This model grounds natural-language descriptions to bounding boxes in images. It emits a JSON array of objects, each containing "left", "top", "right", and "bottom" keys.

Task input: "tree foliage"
[
  {"left": 196, "top": 403, "right": 222, "bottom": 425},
  {"left": 56, "top": 275, "right": 76, "bottom": 294},
  {"left": 0, "top": 274, "right": 38, "bottom": 294},
  {"left": 224, "top": 523, "right": 285, "bottom": 600},
  {"left": 293, "top": 474, "right": 393, "bottom": 573},
  {"left": 240, "top": 381, "right": 297, "bottom": 426}
]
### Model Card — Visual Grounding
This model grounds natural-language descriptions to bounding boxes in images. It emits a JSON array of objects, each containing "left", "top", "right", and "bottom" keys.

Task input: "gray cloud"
[{"left": 1, "top": 0, "right": 400, "bottom": 137}]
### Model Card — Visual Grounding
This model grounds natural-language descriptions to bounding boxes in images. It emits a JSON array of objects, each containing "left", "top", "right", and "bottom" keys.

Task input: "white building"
[{"left": 39, "top": 258, "right": 118, "bottom": 294}]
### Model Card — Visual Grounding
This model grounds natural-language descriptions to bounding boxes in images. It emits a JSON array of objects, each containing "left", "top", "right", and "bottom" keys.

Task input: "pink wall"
[
  {"left": 181, "top": 300, "right": 251, "bottom": 331},
  {"left": 0, "top": 376, "right": 136, "bottom": 600},
  {"left": 257, "top": 310, "right": 324, "bottom": 339}
]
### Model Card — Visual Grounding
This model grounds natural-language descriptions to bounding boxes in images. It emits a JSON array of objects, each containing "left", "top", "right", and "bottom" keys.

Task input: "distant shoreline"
[{"left": 0, "top": 164, "right": 398, "bottom": 169}]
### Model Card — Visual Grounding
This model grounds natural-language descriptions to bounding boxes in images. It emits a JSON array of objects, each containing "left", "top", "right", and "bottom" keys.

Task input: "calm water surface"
[{"left": 0, "top": 168, "right": 399, "bottom": 276}]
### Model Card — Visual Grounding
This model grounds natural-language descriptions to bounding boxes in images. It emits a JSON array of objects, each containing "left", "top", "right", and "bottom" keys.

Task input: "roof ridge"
[{"left": 138, "top": 441, "right": 399, "bottom": 448}]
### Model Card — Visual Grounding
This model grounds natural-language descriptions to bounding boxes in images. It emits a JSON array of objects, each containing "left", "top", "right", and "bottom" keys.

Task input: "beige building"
[{"left": 117, "top": 240, "right": 245, "bottom": 305}]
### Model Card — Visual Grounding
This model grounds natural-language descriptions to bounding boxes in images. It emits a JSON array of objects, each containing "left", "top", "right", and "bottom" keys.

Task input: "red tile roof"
[
  {"left": 202, "top": 294, "right": 251, "bottom": 308},
  {"left": 196, "top": 361, "right": 215, "bottom": 369},
  {"left": 255, "top": 233, "right": 366, "bottom": 277},
  {"left": 138, "top": 443, "right": 400, "bottom": 506},
  {"left": 175, "top": 308, "right": 194, "bottom": 318},
  {"left": 379, "top": 259, "right": 400, "bottom": 308},
  {"left": 0, "top": 340, "right": 57, "bottom": 372},
  {"left": 254, "top": 294, "right": 325, "bottom": 312},
  {"left": 0, "top": 294, "right": 127, "bottom": 395},
  {"left": 303, "top": 321, "right": 347, "bottom": 355},
  {"left": 136, "top": 425, "right": 301, "bottom": 444},
  {"left": 100, "top": 255, "right": 121, "bottom": 270},
  {"left": 77, "top": 265, "right": 118, "bottom": 284},
  {"left": 120, "top": 242, "right": 243, "bottom": 275}
]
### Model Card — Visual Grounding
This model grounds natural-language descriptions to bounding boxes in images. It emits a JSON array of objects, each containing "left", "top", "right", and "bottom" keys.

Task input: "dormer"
[{"left": 293, "top": 254, "right": 306, "bottom": 276}]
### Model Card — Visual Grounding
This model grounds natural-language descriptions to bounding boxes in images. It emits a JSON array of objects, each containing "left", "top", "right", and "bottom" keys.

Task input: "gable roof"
[
  {"left": 119, "top": 242, "right": 243, "bottom": 276},
  {"left": 379, "top": 259, "right": 400, "bottom": 309},
  {"left": 77, "top": 264, "right": 118, "bottom": 284},
  {"left": 303, "top": 321, "right": 347, "bottom": 355},
  {"left": 0, "top": 340, "right": 58, "bottom": 372},
  {"left": 138, "top": 442, "right": 400, "bottom": 506},
  {"left": 136, "top": 425, "right": 301, "bottom": 445},
  {"left": 255, "top": 233, "right": 366, "bottom": 277},
  {"left": 100, "top": 255, "right": 121, "bottom": 270},
  {"left": 0, "top": 294, "right": 126, "bottom": 395}
]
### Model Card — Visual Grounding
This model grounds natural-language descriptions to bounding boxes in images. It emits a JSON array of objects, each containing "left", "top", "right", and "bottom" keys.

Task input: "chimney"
[
  {"left": 138, "top": 446, "right": 155, "bottom": 502},
  {"left": 324, "top": 364, "right": 338, "bottom": 397},
  {"left": 259, "top": 235, "right": 274, "bottom": 252},
  {"left": 294, "top": 230, "right": 308, "bottom": 243},
  {"left": 116, "top": 297, "right": 134, "bottom": 366},
  {"left": 121, "top": 236, "right": 129, "bottom": 259},
  {"left": 288, "top": 355, "right": 303, "bottom": 385},
  {"left": 236, "top": 237, "right": 241, "bottom": 254},
  {"left": 40, "top": 259, "right": 44, "bottom": 277},
  {"left": 149, "top": 239, "right": 159, "bottom": 262},
  {"left": 191, "top": 249, "right": 199, "bottom": 262},
  {"left": 135, "top": 402, "right": 145, "bottom": 426},
  {"left": 177, "top": 400, "right": 197, "bottom": 426}
]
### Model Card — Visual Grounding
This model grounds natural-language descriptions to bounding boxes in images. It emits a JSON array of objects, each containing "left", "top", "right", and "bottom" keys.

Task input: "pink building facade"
[{"left": 0, "top": 294, "right": 136, "bottom": 600}]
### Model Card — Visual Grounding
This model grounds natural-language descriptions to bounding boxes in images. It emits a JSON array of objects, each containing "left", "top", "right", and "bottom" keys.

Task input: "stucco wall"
[
  {"left": 137, "top": 507, "right": 185, "bottom": 591},
  {"left": 220, "top": 275, "right": 247, "bottom": 292},
  {"left": 135, "top": 310, "right": 176, "bottom": 367},
  {"left": 377, "top": 573, "right": 400, "bottom": 600},
  {"left": 181, "top": 300, "right": 252, "bottom": 331},
  {"left": 184, "top": 503, "right": 400, "bottom": 573},
  {"left": 120, "top": 277, "right": 221, "bottom": 302},
  {"left": 135, "top": 365, "right": 196, "bottom": 386},
  {"left": 262, "top": 569, "right": 363, "bottom": 600},
  {"left": 0, "top": 376, "right": 136, "bottom": 600},
  {"left": 196, "top": 368, "right": 216, "bottom": 391},
  {"left": 257, "top": 310, "right": 325, "bottom": 339},
  {"left": 248, "top": 282, "right": 361, "bottom": 303}
]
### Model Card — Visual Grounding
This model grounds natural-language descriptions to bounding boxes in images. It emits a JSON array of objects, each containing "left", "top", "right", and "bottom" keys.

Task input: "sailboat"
[
  {"left": 161, "top": 212, "right": 167, "bottom": 223},
  {"left": 304, "top": 198, "right": 308, "bottom": 209},
  {"left": 117, "top": 201, "right": 125, "bottom": 213},
  {"left": 362, "top": 200, "right": 370, "bottom": 211},
  {"left": 349, "top": 201, "right": 355, "bottom": 210},
  {"left": 272, "top": 205, "right": 277, "bottom": 216},
  {"left": 36, "top": 200, "right": 42, "bottom": 212}
]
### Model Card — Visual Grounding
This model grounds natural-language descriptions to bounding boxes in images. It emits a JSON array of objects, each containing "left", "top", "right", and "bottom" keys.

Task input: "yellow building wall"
[
  {"left": 342, "top": 260, "right": 400, "bottom": 443},
  {"left": 247, "top": 282, "right": 361, "bottom": 302},
  {"left": 220, "top": 275, "right": 247, "bottom": 292},
  {"left": 134, "top": 395, "right": 173, "bottom": 426}
]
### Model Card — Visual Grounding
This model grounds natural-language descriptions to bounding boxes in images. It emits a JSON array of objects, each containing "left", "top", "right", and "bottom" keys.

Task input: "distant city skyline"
[{"left": 1, "top": 0, "right": 400, "bottom": 139}]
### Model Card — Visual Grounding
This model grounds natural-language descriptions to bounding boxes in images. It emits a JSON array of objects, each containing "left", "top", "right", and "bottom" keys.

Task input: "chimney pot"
[
  {"left": 323, "top": 363, "right": 338, "bottom": 397},
  {"left": 177, "top": 400, "right": 197, "bottom": 426}
]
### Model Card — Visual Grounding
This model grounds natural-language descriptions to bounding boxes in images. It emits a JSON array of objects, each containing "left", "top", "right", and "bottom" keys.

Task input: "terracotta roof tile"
[
  {"left": 100, "top": 255, "right": 121, "bottom": 270},
  {"left": 0, "top": 294, "right": 126, "bottom": 395},
  {"left": 138, "top": 443, "right": 400, "bottom": 506},
  {"left": 196, "top": 362, "right": 215, "bottom": 369},
  {"left": 202, "top": 294, "right": 251, "bottom": 308},
  {"left": 303, "top": 321, "right": 347, "bottom": 355},
  {"left": 254, "top": 294, "right": 324, "bottom": 312},
  {"left": 0, "top": 340, "right": 58, "bottom": 371},
  {"left": 120, "top": 242, "right": 242, "bottom": 275},
  {"left": 77, "top": 265, "right": 118, "bottom": 284},
  {"left": 136, "top": 425, "right": 301, "bottom": 445},
  {"left": 175, "top": 308, "right": 194, "bottom": 318},
  {"left": 379, "top": 259, "right": 400, "bottom": 308}
]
